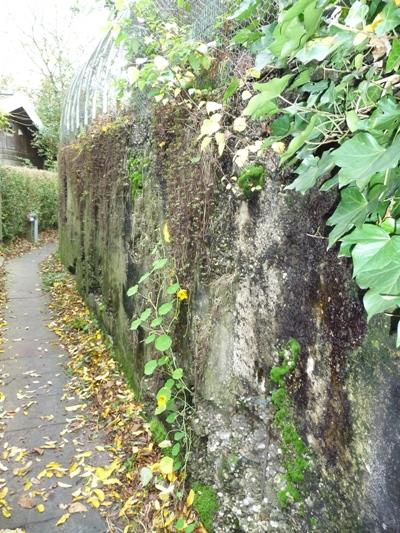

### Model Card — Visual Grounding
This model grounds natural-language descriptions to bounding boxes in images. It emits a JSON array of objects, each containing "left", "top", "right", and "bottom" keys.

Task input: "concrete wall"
[{"left": 59, "top": 108, "right": 400, "bottom": 532}]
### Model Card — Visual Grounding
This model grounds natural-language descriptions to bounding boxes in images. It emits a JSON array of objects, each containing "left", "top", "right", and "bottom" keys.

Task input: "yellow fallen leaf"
[
  {"left": 162, "top": 222, "right": 171, "bottom": 243},
  {"left": 87, "top": 496, "right": 100, "bottom": 509},
  {"left": 186, "top": 489, "right": 195, "bottom": 507},
  {"left": 56, "top": 513, "right": 70, "bottom": 526},
  {"left": 65, "top": 404, "right": 85, "bottom": 412},
  {"left": 36, "top": 504, "right": 45, "bottom": 513},
  {"left": 2, "top": 508, "right": 11, "bottom": 518},
  {"left": 159, "top": 456, "right": 174, "bottom": 476},
  {"left": 93, "top": 489, "right": 105, "bottom": 502},
  {"left": 23, "top": 480, "right": 32, "bottom": 491}
]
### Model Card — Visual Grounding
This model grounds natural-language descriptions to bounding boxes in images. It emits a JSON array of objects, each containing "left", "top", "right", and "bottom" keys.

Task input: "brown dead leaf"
[
  {"left": 17, "top": 494, "right": 36, "bottom": 509},
  {"left": 68, "top": 502, "right": 88, "bottom": 514},
  {"left": 32, "top": 448, "right": 44, "bottom": 456}
]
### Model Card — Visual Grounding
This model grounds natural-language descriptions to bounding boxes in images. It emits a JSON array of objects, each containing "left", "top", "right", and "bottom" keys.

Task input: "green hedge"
[{"left": 0, "top": 165, "right": 58, "bottom": 241}]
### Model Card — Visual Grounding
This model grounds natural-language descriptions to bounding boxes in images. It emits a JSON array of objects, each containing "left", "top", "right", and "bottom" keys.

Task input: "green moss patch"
[{"left": 192, "top": 482, "right": 219, "bottom": 532}]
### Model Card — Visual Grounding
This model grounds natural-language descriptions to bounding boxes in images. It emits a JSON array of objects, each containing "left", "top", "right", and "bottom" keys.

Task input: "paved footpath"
[{"left": 0, "top": 244, "right": 108, "bottom": 532}]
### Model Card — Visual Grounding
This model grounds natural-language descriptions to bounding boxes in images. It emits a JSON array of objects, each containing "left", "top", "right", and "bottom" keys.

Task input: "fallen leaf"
[
  {"left": 56, "top": 513, "right": 70, "bottom": 526},
  {"left": 17, "top": 495, "right": 36, "bottom": 509},
  {"left": 68, "top": 502, "right": 88, "bottom": 514}
]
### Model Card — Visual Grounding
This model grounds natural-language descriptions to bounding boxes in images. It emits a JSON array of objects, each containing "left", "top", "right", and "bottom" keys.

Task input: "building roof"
[{"left": 0, "top": 92, "right": 43, "bottom": 129}]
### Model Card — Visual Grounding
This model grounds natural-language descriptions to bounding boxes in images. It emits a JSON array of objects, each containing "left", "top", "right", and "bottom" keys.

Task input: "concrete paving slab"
[{"left": 0, "top": 244, "right": 108, "bottom": 532}]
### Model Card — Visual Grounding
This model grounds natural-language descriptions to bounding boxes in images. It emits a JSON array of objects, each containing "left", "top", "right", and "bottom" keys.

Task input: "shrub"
[{"left": 0, "top": 165, "right": 58, "bottom": 241}]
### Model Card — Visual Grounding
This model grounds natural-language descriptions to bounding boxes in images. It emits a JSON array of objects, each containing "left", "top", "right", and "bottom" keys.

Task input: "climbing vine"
[
  {"left": 126, "top": 236, "right": 198, "bottom": 530},
  {"left": 109, "top": 0, "right": 400, "bottom": 347}
]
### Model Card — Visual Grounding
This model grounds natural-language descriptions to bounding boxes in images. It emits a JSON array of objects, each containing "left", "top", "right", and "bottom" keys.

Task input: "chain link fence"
[{"left": 61, "top": 0, "right": 226, "bottom": 144}]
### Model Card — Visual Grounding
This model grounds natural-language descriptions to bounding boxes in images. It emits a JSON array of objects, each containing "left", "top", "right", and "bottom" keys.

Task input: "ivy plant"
[
  {"left": 229, "top": 0, "right": 400, "bottom": 345},
  {"left": 110, "top": 0, "right": 400, "bottom": 337}
]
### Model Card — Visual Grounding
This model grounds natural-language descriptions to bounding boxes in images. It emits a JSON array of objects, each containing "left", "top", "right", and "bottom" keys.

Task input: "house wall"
[{"left": 0, "top": 121, "right": 43, "bottom": 169}]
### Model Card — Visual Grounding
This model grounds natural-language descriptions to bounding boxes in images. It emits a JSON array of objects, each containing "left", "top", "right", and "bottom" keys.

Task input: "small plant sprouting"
[{"left": 237, "top": 164, "right": 266, "bottom": 198}]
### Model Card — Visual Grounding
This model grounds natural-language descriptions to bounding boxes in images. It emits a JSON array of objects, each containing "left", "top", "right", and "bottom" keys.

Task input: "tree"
[{"left": 15, "top": 8, "right": 77, "bottom": 168}]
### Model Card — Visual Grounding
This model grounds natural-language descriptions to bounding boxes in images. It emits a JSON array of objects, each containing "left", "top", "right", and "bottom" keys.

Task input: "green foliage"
[
  {"left": 0, "top": 111, "right": 9, "bottom": 132},
  {"left": 33, "top": 71, "right": 72, "bottom": 169},
  {"left": 128, "top": 154, "right": 149, "bottom": 197},
  {"left": 127, "top": 238, "right": 192, "bottom": 474},
  {"left": 230, "top": 0, "right": 400, "bottom": 346},
  {"left": 270, "top": 340, "right": 311, "bottom": 508},
  {"left": 111, "top": 0, "right": 217, "bottom": 105},
  {"left": 149, "top": 417, "right": 168, "bottom": 443},
  {"left": 237, "top": 164, "right": 266, "bottom": 197},
  {"left": 0, "top": 166, "right": 58, "bottom": 240},
  {"left": 191, "top": 482, "right": 219, "bottom": 532}
]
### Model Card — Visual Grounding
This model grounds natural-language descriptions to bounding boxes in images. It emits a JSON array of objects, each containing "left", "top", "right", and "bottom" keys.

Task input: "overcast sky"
[{"left": 0, "top": 0, "right": 109, "bottom": 92}]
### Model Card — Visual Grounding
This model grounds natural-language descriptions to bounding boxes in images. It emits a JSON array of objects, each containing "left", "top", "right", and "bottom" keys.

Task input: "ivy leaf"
[
  {"left": 342, "top": 225, "right": 400, "bottom": 294},
  {"left": 280, "top": 115, "right": 317, "bottom": 164},
  {"left": 144, "top": 360, "right": 158, "bottom": 376},
  {"left": 253, "top": 74, "right": 293, "bottom": 98},
  {"left": 363, "top": 290, "right": 400, "bottom": 320},
  {"left": 172, "top": 368, "right": 183, "bottom": 380},
  {"left": 296, "top": 36, "right": 337, "bottom": 64},
  {"left": 130, "top": 318, "right": 141, "bottom": 331},
  {"left": 228, "top": 0, "right": 259, "bottom": 21},
  {"left": 332, "top": 133, "right": 400, "bottom": 187},
  {"left": 345, "top": 1, "right": 369, "bottom": 29},
  {"left": 223, "top": 77, "right": 240, "bottom": 102},
  {"left": 215, "top": 132, "right": 226, "bottom": 157},
  {"left": 144, "top": 333, "right": 156, "bottom": 345},
  {"left": 152, "top": 258, "right": 168, "bottom": 270},
  {"left": 386, "top": 40, "right": 400, "bottom": 73},
  {"left": 140, "top": 308, "right": 152, "bottom": 321},
  {"left": 286, "top": 151, "right": 334, "bottom": 194},
  {"left": 375, "top": 2, "right": 400, "bottom": 35},
  {"left": 367, "top": 97, "right": 400, "bottom": 131},
  {"left": 127, "top": 285, "right": 138, "bottom": 296},
  {"left": 155, "top": 334, "right": 172, "bottom": 352},
  {"left": 158, "top": 301, "right": 174, "bottom": 316},
  {"left": 270, "top": 115, "right": 291, "bottom": 137},
  {"left": 199, "top": 114, "right": 222, "bottom": 138},
  {"left": 243, "top": 75, "right": 291, "bottom": 119},
  {"left": 167, "top": 282, "right": 180, "bottom": 295},
  {"left": 242, "top": 96, "right": 278, "bottom": 119},
  {"left": 327, "top": 188, "right": 368, "bottom": 247}
]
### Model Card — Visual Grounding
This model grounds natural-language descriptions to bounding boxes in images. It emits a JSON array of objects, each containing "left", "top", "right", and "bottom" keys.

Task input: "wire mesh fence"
[{"left": 61, "top": 0, "right": 226, "bottom": 144}]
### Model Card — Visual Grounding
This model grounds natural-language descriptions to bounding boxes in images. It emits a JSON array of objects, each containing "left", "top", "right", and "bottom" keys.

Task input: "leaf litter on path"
[{"left": 38, "top": 254, "right": 202, "bottom": 532}]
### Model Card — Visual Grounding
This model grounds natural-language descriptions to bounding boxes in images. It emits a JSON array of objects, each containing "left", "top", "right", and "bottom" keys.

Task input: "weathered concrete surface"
[
  {"left": 59, "top": 114, "right": 400, "bottom": 532},
  {"left": 0, "top": 244, "right": 107, "bottom": 532}
]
